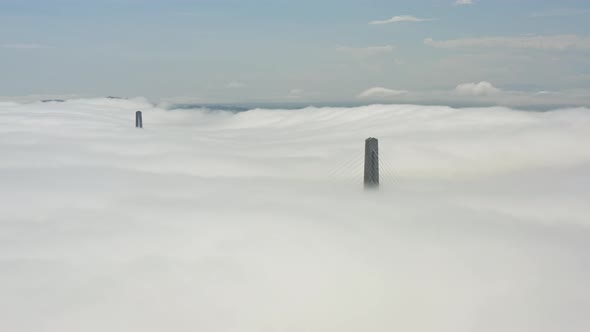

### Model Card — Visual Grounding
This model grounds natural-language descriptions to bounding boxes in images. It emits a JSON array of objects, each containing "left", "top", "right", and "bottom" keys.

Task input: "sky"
[{"left": 1, "top": 0, "right": 590, "bottom": 106}]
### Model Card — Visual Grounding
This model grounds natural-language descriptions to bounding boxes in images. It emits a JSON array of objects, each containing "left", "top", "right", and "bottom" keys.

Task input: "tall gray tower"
[
  {"left": 135, "top": 111, "right": 143, "bottom": 128},
  {"left": 364, "top": 138, "right": 379, "bottom": 189}
]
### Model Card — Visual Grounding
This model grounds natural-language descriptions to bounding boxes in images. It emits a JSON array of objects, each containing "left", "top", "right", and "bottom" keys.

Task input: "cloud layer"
[{"left": 1, "top": 98, "right": 590, "bottom": 332}]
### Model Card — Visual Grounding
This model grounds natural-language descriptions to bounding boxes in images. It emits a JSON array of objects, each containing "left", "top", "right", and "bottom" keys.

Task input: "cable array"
[{"left": 328, "top": 145, "right": 398, "bottom": 186}]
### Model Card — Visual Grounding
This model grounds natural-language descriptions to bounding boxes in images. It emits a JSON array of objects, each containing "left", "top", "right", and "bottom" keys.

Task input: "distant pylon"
[{"left": 364, "top": 137, "right": 379, "bottom": 189}]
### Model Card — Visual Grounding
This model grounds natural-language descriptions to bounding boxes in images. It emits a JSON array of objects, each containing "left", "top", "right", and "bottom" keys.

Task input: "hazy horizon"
[{"left": 2, "top": 95, "right": 588, "bottom": 112}]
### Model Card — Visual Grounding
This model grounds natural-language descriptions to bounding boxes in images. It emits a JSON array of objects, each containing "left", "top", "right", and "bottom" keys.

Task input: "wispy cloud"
[
  {"left": 1, "top": 44, "right": 49, "bottom": 49},
  {"left": 337, "top": 45, "right": 394, "bottom": 57},
  {"left": 369, "top": 15, "right": 436, "bottom": 25},
  {"left": 531, "top": 8, "right": 590, "bottom": 18},
  {"left": 353, "top": 86, "right": 590, "bottom": 107},
  {"left": 226, "top": 81, "right": 245, "bottom": 89},
  {"left": 454, "top": 0, "right": 474, "bottom": 5},
  {"left": 287, "top": 89, "right": 305, "bottom": 99},
  {"left": 424, "top": 35, "right": 590, "bottom": 50},
  {"left": 357, "top": 87, "right": 408, "bottom": 99}
]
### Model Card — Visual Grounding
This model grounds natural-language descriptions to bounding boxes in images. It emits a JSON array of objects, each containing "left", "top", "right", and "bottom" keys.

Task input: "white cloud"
[
  {"left": 455, "top": 81, "right": 501, "bottom": 96},
  {"left": 454, "top": 0, "right": 474, "bottom": 5},
  {"left": 424, "top": 35, "right": 590, "bottom": 50},
  {"left": 357, "top": 87, "right": 408, "bottom": 98},
  {"left": 369, "top": 15, "right": 436, "bottom": 25}
]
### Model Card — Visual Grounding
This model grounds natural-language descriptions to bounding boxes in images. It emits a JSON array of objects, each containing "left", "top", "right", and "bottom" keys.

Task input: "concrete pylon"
[
  {"left": 136, "top": 111, "right": 143, "bottom": 129},
  {"left": 364, "top": 137, "right": 379, "bottom": 189}
]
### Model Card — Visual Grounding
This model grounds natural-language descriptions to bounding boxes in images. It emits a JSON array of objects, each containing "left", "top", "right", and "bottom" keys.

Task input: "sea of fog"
[{"left": 1, "top": 97, "right": 589, "bottom": 332}]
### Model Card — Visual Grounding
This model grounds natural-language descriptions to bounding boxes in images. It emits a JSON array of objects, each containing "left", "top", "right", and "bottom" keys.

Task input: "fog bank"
[{"left": 1, "top": 98, "right": 589, "bottom": 332}]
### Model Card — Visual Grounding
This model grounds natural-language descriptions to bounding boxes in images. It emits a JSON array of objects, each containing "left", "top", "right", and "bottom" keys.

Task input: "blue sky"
[{"left": 1, "top": 0, "right": 589, "bottom": 105}]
